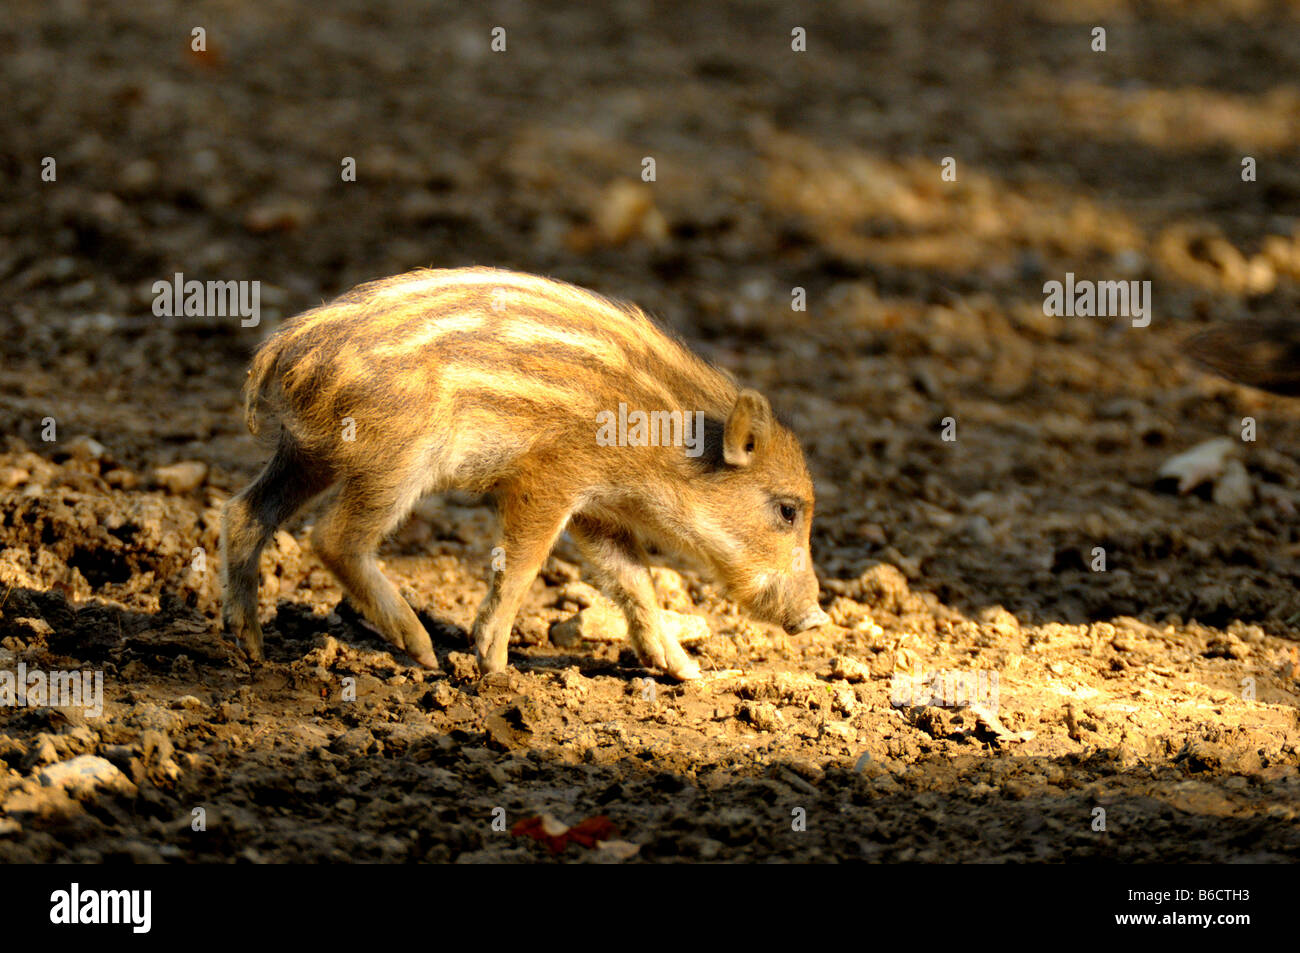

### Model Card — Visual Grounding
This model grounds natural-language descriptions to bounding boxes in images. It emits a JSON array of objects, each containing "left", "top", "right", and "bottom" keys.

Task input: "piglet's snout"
[{"left": 786, "top": 605, "right": 830, "bottom": 633}]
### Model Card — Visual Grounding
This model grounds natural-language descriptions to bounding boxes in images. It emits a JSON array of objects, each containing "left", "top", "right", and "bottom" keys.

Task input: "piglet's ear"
[{"left": 723, "top": 389, "right": 772, "bottom": 467}]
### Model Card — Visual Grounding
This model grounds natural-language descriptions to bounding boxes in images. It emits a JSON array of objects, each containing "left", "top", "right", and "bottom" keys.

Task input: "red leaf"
[{"left": 511, "top": 814, "right": 618, "bottom": 854}]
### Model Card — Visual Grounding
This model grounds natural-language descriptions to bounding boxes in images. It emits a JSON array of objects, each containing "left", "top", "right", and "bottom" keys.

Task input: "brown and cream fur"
[{"left": 221, "top": 267, "right": 827, "bottom": 680}]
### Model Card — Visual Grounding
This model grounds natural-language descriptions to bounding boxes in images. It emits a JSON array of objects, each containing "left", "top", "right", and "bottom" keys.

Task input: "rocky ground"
[{"left": 1, "top": 0, "right": 1298, "bottom": 862}]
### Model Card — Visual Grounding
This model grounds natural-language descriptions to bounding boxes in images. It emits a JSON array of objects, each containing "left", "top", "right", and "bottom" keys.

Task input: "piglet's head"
[{"left": 693, "top": 389, "right": 828, "bottom": 634}]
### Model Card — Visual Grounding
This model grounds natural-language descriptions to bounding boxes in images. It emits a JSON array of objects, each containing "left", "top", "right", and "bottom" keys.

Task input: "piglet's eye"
[{"left": 779, "top": 504, "right": 797, "bottom": 524}]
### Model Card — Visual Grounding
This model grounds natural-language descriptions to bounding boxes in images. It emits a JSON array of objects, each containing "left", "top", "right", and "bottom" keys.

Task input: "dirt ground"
[{"left": 2, "top": 0, "right": 1299, "bottom": 863}]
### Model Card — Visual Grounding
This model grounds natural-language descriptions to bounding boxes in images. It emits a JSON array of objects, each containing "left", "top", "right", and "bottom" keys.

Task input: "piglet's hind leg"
[
  {"left": 221, "top": 434, "right": 333, "bottom": 662},
  {"left": 312, "top": 479, "right": 440, "bottom": 670}
]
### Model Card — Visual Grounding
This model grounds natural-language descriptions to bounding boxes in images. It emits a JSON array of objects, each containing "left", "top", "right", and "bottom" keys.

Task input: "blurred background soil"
[{"left": 1, "top": 0, "right": 1299, "bottom": 861}]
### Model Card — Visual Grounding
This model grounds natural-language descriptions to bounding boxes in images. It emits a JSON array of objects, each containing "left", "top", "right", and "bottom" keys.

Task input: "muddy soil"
[{"left": 1, "top": 0, "right": 1299, "bottom": 862}]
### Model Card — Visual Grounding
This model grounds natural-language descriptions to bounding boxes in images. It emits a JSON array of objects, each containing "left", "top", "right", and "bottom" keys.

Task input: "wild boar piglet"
[{"left": 221, "top": 267, "right": 829, "bottom": 680}]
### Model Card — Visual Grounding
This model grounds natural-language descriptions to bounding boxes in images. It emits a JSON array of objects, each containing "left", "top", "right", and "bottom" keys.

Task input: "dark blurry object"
[
  {"left": 186, "top": 39, "right": 225, "bottom": 71},
  {"left": 1183, "top": 317, "right": 1300, "bottom": 396}
]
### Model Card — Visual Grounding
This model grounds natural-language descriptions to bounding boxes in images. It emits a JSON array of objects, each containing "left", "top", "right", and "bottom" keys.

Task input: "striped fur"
[{"left": 222, "top": 267, "right": 827, "bottom": 680}]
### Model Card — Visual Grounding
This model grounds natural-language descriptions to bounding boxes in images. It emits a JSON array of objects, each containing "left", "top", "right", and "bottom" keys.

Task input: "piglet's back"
[{"left": 243, "top": 267, "right": 737, "bottom": 467}]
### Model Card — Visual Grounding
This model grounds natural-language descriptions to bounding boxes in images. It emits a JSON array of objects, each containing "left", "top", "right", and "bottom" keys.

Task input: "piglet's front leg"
[
  {"left": 475, "top": 483, "right": 575, "bottom": 675},
  {"left": 569, "top": 515, "right": 701, "bottom": 681}
]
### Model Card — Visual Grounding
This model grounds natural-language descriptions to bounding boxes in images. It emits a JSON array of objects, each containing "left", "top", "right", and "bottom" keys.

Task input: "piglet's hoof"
[
  {"left": 410, "top": 650, "right": 441, "bottom": 671},
  {"left": 661, "top": 642, "right": 701, "bottom": 681}
]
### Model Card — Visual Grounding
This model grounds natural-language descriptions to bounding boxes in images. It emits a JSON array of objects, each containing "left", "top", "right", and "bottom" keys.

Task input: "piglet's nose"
[{"left": 788, "top": 606, "right": 830, "bottom": 633}]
